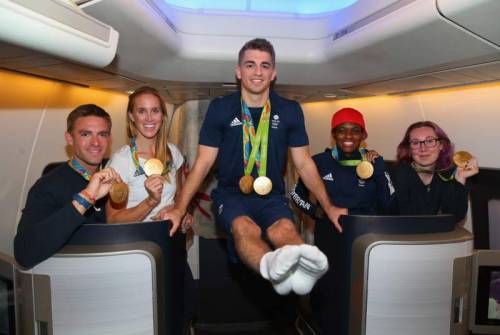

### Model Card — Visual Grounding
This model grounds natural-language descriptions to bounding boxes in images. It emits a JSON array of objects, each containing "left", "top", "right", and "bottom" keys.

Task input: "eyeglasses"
[{"left": 409, "top": 138, "right": 440, "bottom": 149}]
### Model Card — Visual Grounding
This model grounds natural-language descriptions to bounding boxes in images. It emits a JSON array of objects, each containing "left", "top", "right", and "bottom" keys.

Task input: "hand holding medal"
[
  {"left": 109, "top": 182, "right": 129, "bottom": 204},
  {"left": 356, "top": 149, "right": 379, "bottom": 179},
  {"left": 331, "top": 146, "right": 374, "bottom": 179},
  {"left": 356, "top": 160, "right": 374, "bottom": 179},
  {"left": 81, "top": 165, "right": 124, "bottom": 203},
  {"left": 144, "top": 158, "right": 171, "bottom": 183},
  {"left": 453, "top": 150, "right": 479, "bottom": 185},
  {"left": 143, "top": 158, "right": 166, "bottom": 206},
  {"left": 453, "top": 151, "right": 473, "bottom": 169},
  {"left": 144, "top": 158, "right": 164, "bottom": 176}
]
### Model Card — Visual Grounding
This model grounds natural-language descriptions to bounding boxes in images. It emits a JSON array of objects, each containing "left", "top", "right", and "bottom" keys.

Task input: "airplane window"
[{"left": 162, "top": 0, "right": 358, "bottom": 14}]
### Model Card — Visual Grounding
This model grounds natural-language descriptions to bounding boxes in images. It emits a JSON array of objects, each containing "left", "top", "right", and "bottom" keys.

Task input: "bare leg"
[
  {"left": 233, "top": 217, "right": 301, "bottom": 295},
  {"left": 233, "top": 216, "right": 328, "bottom": 295},
  {"left": 259, "top": 219, "right": 304, "bottom": 294},
  {"left": 232, "top": 216, "right": 270, "bottom": 273},
  {"left": 266, "top": 218, "right": 303, "bottom": 248}
]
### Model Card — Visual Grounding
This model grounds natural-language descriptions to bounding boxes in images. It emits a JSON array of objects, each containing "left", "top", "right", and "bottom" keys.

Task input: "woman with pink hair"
[{"left": 393, "top": 121, "right": 478, "bottom": 223}]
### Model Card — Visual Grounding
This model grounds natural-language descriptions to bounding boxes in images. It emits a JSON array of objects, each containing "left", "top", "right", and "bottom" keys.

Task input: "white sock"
[
  {"left": 291, "top": 244, "right": 329, "bottom": 295},
  {"left": 260, "top": 245, "right": 301, "bottom": 295}
]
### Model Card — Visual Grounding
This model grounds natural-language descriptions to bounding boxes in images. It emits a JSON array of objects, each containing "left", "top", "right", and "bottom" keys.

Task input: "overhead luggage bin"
[
  {"left": 437, "top": 0, "right": 500, "bottom": 47},
  {"left": 0, "top": 0, "right": 119, "bottom": 67}
]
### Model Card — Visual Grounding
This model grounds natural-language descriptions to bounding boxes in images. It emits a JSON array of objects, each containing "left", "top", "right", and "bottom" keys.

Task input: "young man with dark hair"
[
  {"left": 162, "top": 38, "right": 346, "bottom": 295},
  {"left": 14, "top": 104, "right": 121, "bottom": 268}
]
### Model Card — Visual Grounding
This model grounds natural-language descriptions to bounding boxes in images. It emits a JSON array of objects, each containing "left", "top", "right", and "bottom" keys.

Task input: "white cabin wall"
[
  {"left": 0, "top": 70, "right": 176, "bottom": 257},
  {"left": 302, "top": 83, "right": 500, "bottom": 168}
]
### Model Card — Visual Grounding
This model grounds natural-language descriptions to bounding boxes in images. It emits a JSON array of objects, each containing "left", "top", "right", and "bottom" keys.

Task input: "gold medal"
[
  {"left": 356, "top": 161, "right": 374, "bottom": 179},
  {"left": 239, "top": 175, "right": 255, "bottom": 194},
  {"left": 253, "top": 176, "right": 272, "bottom": 195},
  {"left": 453, "top": 151, "right": 473, "bottom": 168},
  {"left": 144, "top": 158, "right": 164, "bottom": 176},
  {"left": 109, "top": 182, "right": 129, "bottom": 204}
]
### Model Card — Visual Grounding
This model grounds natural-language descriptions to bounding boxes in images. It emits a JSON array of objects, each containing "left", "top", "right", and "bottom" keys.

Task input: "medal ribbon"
[
  {"left": 68, "top": 158, "right": 94, "bottom": 181},
  {"left": 331, "top": 146, "right": 367, "bottom": 167},
  {"left": 242, "top": 100, "right": 271, "bottom": 177},
  {"left": 410, "top": 161, "right": 455, "bottom": 181},
  {"left": 130, "top": 137, "right": 172, "bottom": 178},
  {"left": 130, "top": 137, "right": 146, "bottom": 176}
]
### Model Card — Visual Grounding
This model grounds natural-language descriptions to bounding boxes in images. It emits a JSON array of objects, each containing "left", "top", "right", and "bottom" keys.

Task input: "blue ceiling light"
[
  {"left": 163, "top": 0, "right": 358, "bottom": 15},
  {"left": 163, "top": 0, "right": 247, "bottom": 11},
  {"left": 251, "top": 0, "right": 358, "bottom": 15}
]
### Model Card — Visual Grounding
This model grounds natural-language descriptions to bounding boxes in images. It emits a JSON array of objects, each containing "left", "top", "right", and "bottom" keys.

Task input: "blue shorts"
[
  {"left": 212, "top": 189, "right": 294, "bottom": 234},
  {"left": 211, "top": 189, "right": 294, "bottom": 262}
]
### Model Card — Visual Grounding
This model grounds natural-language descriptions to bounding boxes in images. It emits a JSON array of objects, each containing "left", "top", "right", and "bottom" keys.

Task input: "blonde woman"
[{"left": 106, "top": 86, "right": 186, "bottom": 223}]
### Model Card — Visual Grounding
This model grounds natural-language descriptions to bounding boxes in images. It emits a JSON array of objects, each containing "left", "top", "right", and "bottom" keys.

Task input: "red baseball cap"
[{"left": 331, "top": 107, "right": 367, "bottom": 137}]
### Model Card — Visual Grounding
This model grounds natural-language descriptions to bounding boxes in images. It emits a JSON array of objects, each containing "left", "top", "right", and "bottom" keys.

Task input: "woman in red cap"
[
  {"left": 291, "top": 107, "right": 395, "bottom": 219},
  {"left": 393, "top": 121, "right": 478, "bottom": 223},
  {"left": 291, "top": 107, "right": 395, "bottom": 335}
]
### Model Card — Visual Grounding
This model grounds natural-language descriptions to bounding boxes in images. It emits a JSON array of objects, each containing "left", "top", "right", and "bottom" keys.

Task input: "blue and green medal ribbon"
[
  {"left": 129, "top": 137, "right": 171, "bottom": 179},
  {"left": 331, "top": 146, "right": 373, "bottom": 179},
  {"left": 130, "top": 137, "right": 145, "bottom": 176},
  {"left": 331, "top": 146, "right": 366, "bottom": 167},
  {"left": 68, "top": 158, "right": 93, "bottom": 181},
  {"left": 242, "top": 100, "right": 271, "bottom": 179}
]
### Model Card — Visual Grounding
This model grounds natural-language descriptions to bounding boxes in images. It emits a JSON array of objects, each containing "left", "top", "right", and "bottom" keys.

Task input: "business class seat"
[
  {"left": 307, "top": 215, "right": 473, "bottom": 335},
  {"left": 0, "top": 253, "right": 16, "bottom": 335},
  {"left": 14, "top": 221, "right": 186, "bottom": 335},
  {"left": 195, "top": 236, "right": 297, "bottom": 334},
  {"left": 18, "top": 247, "right": 157, "bottom": 334}
]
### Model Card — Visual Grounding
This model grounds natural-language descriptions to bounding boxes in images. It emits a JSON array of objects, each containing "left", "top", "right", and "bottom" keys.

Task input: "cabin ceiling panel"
[
  {"left": 345, "top": 61, "right": 500, "bottom": 95},
  {"left": 130, "top": 0, "right": 398, "bottom": 41},
  {"left": 166, "top": 89, "right": 211, "bottom": 104},
  {"left": 437, "top": 0, "right": 500, "bottom": 47},
  {"left": 0, "top": 43, "right": 63, "bottom": 70},
  {"left": 345, "top": 76, "right": 456, "bottom": 96},
  {"left": 81, "top": 76, "right": 146, "bottom": 90},
  {"left": 207, "top": 88, "right": 238, "bottom": 99},
  {"left": 24, "top": 63, "right": 115, "bottom": 82},
  {"left": 457, "top": 62, "right": 500, "bottom": 81},
  {"left": 431, "top": 70, "right": 489, "bottom": 83},
  {"left": 320, "top": 0, "right": 500, "bottom": 86},
  {"left": 0, "top": 43, "right": 37, "bottom": 59},
  {"left": 3, "top": 0, "right": 500, "bottom": 104},
  {"left": 80, "top": 0, "right": 500, "bottom": 89},
  {"left": 0, "top": 55, "right": 62, "bottom": 70}
]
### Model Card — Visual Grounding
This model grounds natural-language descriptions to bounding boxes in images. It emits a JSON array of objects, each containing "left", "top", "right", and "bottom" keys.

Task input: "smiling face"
[
  {"left": 128, "top": 93, "right": 164, "bottom": 140},
  {"left": 409, "top": 126, "right": 443, "bottom": 169},
  {"left": 236, "top": 49, "right": 277, "bottom": 97},
  {"left": 65, "top": 116, "right": 111, "bottom": 172},
  {"left": 332, "top": 122, "right": 365, "bottom": 156}
]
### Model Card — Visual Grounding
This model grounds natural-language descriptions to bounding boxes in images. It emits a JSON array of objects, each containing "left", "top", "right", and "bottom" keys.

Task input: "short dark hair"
[
  {"left": 238, "top": 38, "right": 276, "bottom": 66},
  {"left": 67, "top": 104, "right": 111, "bottom": 132}
]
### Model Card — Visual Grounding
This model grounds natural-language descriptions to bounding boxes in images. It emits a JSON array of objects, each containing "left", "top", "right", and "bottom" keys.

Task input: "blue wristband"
[{"left": 73, "top": 193, "right": 91, "bottom": 210}]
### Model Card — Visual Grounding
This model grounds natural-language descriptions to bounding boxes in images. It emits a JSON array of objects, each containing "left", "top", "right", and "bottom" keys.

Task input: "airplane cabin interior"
[{"left": 1, "top": 0, "right": 500, "bottom": 334}]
